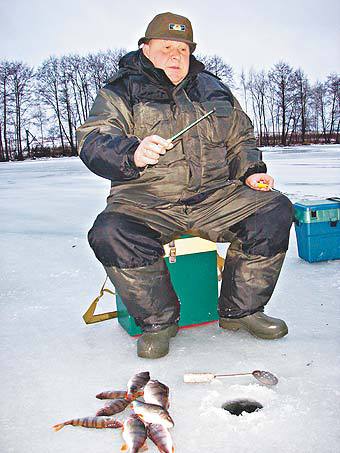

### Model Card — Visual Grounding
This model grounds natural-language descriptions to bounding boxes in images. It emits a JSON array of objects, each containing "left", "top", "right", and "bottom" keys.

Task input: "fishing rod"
[{"left": 167, "top": 109, "right": 215, "bottom": 143}]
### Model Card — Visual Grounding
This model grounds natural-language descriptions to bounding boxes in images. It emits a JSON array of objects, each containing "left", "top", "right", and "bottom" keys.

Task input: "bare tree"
[
  {"left": 264, "top": 74, "right": 279, "bottom": 145},
  {"left": 0, "top": 61, "right": 34, "bottom": 160},
  {"left": 197, "top": 53, "right": 234, "bottom": 86},
  {"left": 326, "top": 73, "right": 340, "bottom": 143},
  {"left": 31, "top": 98, "right": 49, "bottom": 148},
  {"left": 312, "top": 81, "right": 329, "bottom": 142},
  {"left": 247, "top": 69, "right": 269, "bottom": 145},
  {"left": 36, "top": 57, "right": 67, "bottom": 152},
  {"left": 269, "top": 62, "right": 296, "bottom": 145},
  {"left": 293, "top": 69, "right": 310, "bottom": 144},
  {"left": 0, "top": 61, "right": 13, "bottom": 161},
  {"left": 11, "top": 62, "right": 34, "bottom": 159}
]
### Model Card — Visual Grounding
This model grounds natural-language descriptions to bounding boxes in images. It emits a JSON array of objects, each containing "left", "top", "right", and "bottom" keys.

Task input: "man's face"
[{"left": 142, "top": 39, "right": 190, "bottom": 85}]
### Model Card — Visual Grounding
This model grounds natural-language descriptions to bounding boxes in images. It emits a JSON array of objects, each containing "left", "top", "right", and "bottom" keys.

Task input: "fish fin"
[
  {"left": 126, "top": 392, "right": 134, "bottom": 402},
  {"left": 52, "top": 423, "right": 64, "bottom": 432},
  {"left": 141, "top": 441, "right": 148, "bottom": 451},
  {"left": 120, "top": 443, "right": 128, "bottom": 451}
]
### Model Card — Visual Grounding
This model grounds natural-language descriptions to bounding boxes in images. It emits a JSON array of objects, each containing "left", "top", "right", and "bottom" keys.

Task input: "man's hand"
[
  {"left": 245, "top": 173, "right": 274, "bottom": 191},
  {"left": 134, "top": 135, "right": 173, "bottom": 168}
]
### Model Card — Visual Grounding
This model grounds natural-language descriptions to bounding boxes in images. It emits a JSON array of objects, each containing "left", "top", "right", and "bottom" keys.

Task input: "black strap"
[{"left": 326, "top": 197, "right": 340, "bottom": 202}]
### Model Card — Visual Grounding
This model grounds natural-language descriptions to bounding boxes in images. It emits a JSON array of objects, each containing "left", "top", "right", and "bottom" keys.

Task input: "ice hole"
[{"left": 222, "top": 399, "right": 263, "bottom": 416}]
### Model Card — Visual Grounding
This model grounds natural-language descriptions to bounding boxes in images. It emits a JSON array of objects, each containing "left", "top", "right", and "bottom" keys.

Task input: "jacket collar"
[{"left": 119, "top": 49, "right": 204, "bottom": 88}]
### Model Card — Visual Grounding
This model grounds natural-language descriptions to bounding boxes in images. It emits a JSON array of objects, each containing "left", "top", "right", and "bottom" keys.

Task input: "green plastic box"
[{"left": 116, "top": 236, "right": 219, "bottom": 335}]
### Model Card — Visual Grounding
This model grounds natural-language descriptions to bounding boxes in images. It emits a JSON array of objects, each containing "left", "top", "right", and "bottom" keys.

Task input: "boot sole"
[
  {"left": 220, "top": 320, "right": 288, "bottom": 340},
  {"left": 137, "top": 347, "right": 169, "bottom": 359}
]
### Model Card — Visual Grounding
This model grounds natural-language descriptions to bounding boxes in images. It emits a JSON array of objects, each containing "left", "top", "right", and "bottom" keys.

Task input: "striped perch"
[
  {"left": 96, "top": 390, "right": 128, "bottom": 400},
  {"left": 127, "top": 371, "right": 150, "bottom": 399},
  {"left": 144, "top": 380, "right": 170, "bottom": 410},
  {"left": 96, "top": 398, "right": 130, "bottom": 416},
  {"left": 147, "top": 423, "right": 175, "bottom": 453},
  {"left": 52, "top": 417, "right": 123, "bottom": 431}
]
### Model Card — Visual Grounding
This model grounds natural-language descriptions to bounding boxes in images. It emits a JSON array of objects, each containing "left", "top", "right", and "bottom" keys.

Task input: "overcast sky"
[{"left": 1, "top": 0, "right": 339, "bottom": 83}]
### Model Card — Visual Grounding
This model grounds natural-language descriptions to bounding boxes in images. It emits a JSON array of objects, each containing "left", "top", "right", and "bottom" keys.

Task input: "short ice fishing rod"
[{"left": 167, "top": 109, "right": 215, "bottom": 143}]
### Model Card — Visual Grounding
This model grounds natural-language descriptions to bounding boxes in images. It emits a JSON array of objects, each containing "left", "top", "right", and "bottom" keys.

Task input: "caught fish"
[
  {"left": 121, "top": 415, "right": 148, "bottom": 453},
  {"left": 96, "top": 390, "right": 128, "bottom": 400},
  {"left": 52, "top": 416, "right": 123, "bottom": 431},
  {"left": 127, "top": 371, "right": 150, "bottom": 399},
  {"left": 96, "top": 398, "right": 130, "bottom": 416},
  {"left": 132, "top": 400, "right": 174, "bottom": 429},
  {"left": 144, "top": 379, "right": 170, "bottom": 410},
  {"left": 147, "top": 423, "right": 175, "bottom": 453}
]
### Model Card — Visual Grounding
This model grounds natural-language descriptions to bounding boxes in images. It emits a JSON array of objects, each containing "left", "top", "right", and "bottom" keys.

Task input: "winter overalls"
[{"left": 77, "top": 50, "right": 293, "bottom": 332}]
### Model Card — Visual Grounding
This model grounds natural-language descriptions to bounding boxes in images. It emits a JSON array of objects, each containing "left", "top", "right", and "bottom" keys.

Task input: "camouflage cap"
[{"left": 138, "top": 12, "right": 196, "bottom": 53}]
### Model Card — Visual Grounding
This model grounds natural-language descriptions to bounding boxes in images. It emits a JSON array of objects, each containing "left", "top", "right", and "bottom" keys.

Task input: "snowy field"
[{"left": 1, "top": 144, "right": 340, "bottom": 453}]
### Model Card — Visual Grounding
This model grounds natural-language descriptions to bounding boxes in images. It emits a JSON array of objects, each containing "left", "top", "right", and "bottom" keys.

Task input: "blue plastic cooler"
[{"left": 294, "top": 199, "right": 340, "bottom": 262}]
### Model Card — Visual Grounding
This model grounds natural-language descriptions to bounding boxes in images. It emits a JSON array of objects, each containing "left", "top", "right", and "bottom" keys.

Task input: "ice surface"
[{"left": 1, "top": 145, "right": 340, "bottom": 452}]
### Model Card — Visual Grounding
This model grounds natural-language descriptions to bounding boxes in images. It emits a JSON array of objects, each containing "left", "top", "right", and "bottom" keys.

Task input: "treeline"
[
  {"left": 240, "top": 64, "right": 339, "bottom": 146},
  {"left": 0, "top": 50, "right": 339, "bottom": 161}
]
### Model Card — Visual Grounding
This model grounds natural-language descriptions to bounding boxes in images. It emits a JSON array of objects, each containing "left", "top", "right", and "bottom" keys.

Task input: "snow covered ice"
[{"left": 1, "top": 144, "right": 340, "bottom": 452}]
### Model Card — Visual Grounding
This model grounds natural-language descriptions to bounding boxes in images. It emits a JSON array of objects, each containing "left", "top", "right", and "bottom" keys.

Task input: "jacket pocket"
[
  {"left": 132, "top": 102, "right": 175, "bottom": 140},
  {"left": 198, "top": 100, "right": 233, "bottom": 145}
]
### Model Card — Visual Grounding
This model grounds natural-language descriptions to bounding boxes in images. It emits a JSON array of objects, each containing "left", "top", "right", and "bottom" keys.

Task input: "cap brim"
[{"left": 138, "top": 36, "right": 196, "bottom": 53}]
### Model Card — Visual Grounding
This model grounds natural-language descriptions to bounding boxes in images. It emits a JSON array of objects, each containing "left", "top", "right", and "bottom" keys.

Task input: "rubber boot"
[
  {"left": 104, "top": 259, "right": 180, "bottom": 358},
  {"left": 137, "top": 325, "right": 179, "bottom": 359},
  {"left": 219, "top": 312, "right": 288, "bottom": 339},
  {"left": 104, "top": 259, "right": 180, "bottom": 331}
]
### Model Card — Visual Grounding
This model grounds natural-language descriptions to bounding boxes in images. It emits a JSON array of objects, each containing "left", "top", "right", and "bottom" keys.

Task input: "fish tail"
[{"left": 52, "top": 423, "right": 64, "bottom": 432}]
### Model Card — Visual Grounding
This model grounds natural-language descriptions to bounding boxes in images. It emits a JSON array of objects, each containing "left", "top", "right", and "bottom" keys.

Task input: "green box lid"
[{"left": 294, "top": 200, "right": 340, "bottom": 223}]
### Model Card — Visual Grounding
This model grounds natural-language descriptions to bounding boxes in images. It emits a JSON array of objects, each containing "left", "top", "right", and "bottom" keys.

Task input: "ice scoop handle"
[{"left": 183, "top": 373, "right": 216, "bottom": 383}]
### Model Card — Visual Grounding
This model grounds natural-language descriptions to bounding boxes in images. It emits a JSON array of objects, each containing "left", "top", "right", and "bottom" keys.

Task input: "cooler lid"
[
  {"left": 294, "top": 199, "right": 340, "bottom": 210},
  {"left": 294, "top": 199, "right": 340, "bottom": 223}
]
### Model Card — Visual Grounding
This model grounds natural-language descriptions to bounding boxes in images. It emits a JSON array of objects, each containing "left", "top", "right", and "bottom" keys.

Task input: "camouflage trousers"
[{"left": 88, "top": 184, "right": 293, "bottom": 331}]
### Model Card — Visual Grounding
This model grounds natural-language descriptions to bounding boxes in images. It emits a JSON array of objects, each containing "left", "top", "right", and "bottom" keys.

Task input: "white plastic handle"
[{"left": 183, "top": 373, "right": 215, "bottom": 383}]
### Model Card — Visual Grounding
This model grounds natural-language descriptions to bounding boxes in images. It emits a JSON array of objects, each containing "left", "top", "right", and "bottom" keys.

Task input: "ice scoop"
[{"left": 183, "top": 370, "right": 278, "bottom": 386}]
